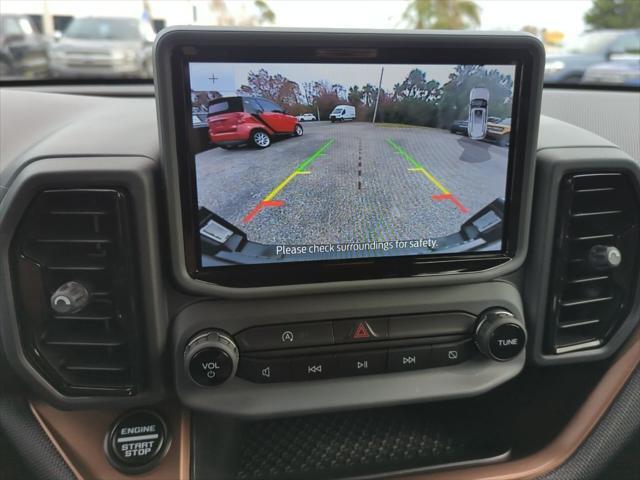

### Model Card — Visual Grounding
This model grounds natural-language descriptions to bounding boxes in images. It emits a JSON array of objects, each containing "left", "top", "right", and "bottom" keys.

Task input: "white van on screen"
[{"left": 329, "top": 104, "right": 356, "bottom": 122}]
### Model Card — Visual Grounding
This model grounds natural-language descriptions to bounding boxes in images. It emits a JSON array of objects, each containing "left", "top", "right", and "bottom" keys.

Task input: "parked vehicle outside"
[
  {"left": 296, "top": 113, "right": 317, "bottom": 121},
  {"left": 329, "top": 104, "right": 356, "bottom": 122},
  {"left": 582, "top": 58, "right": 640, "bottom": 86},
  {"left": 467, "top": 87, "right": 489, "bottom": 140},
  {"left": 486, "top": 117, "right": 512, "bottom": 147},
  {"left": 0, "top": 14, "right": 48, "bottom": 78},
  {"left": 192, "top": 114, "right": 208, "bottom": 129},
  {"left": 207, "top": 96, "right": 303, "bottom": 149},
  {"left": 544, "top": 29, "right": 640, "bottom": 83},
  {"left": 48, "top": 17, "right": 156, "bottom": 78},
  {"left": 450, "top": 119, "right": 468, "bottom": 135}
]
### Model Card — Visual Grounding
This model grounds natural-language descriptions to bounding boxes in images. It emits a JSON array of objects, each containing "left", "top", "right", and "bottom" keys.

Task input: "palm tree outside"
[
  {"left": 402, "top": 0, "right": 481, "bottom": 30},
  {"left": 210, "top": 0, "right": 276, "bottom": 26}
]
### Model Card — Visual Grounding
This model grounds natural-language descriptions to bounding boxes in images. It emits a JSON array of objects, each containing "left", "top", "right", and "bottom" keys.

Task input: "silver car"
[{"left": 48, "top": 17, "right": 155, "bottom": 79}]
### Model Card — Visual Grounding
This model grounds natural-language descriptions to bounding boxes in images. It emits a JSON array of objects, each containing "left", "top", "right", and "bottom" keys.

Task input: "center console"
[
  {"left": 150, "top": 27, "right": 542, "bottom": 416},
  {"left": 169, "top": 282, "right": 526, "bottom": 416}
]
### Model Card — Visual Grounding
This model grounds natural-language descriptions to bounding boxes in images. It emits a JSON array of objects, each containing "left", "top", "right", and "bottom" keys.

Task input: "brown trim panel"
[
  {"left": 30, "top": 403, "right": 190, "bottom": 480},
  {"left": 406, "top": 326, "right": 640, "bottom": 480},
  {"left": 28, "top": 328, "right": 640, "bottom": 480}
]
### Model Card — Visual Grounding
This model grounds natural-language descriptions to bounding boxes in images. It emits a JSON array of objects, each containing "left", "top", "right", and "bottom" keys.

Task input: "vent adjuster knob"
[
  {"left": 588, "top": 245, "right": 622, "bottom": 271},
  {"left": 50, "top": 281, "right": 90, "bottom": 314}
]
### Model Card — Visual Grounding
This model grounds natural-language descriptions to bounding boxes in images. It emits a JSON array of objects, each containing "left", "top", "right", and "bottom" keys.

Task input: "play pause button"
[{"left": 337, "top": 350, "right": 386, "bottom": 376}]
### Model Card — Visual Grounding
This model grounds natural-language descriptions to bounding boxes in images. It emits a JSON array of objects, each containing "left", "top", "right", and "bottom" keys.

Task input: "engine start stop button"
[{"left": 106, "top": 410, "right": 168, "bottom": 472}]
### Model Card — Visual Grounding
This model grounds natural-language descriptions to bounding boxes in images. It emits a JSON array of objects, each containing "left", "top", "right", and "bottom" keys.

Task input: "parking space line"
[
  {"left": 264, "top": 171, "right": 310, "bottom": 202},
  {"left": 432, "top": 193, "right": 469, "bottom": 213},
  {"left": 386, "top": 139, "right": 469, "bottom": 214},
  {"left": 243, "top": 200, "right": 284, "bottom": 224},
  {"left": 242, "top": 139, "right": 334, "bottom": 224},
  {"left": 407, "top": 167, "right": 449, "bottom": 194}
]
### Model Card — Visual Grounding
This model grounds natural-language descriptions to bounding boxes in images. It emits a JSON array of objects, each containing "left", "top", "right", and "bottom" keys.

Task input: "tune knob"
[
  {"left": 474, "top": 309, "right": 526, "bottom": 361},
  {"left": 184, "top": 330, "right": 238, "bottom": 386},
  {"left": 50, "top": 281, "right": 90, "bottom": 314}
]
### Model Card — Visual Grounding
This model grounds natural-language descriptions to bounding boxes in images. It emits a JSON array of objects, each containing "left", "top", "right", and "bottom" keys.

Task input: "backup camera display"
[{"left": 187, "top": 62, "right": 516, "bottom": 267}]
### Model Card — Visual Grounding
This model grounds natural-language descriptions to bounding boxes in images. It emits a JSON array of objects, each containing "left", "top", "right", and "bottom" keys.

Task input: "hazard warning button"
[{"left": 333, "top": 318, "right": 388, "bottom": 343}]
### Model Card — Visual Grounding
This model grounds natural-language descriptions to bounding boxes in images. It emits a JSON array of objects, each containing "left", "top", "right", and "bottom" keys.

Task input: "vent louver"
[
  {"left": 11, "top": 189, "right": 143, "bottom": 396},
  {"left": 546, "top": 172, "right": 640, "bottom": 354}
]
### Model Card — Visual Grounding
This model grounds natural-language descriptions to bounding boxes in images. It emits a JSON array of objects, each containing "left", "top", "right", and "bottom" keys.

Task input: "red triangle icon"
[{"left": 352, "top": 322, "right": 370, "bottom": 339}]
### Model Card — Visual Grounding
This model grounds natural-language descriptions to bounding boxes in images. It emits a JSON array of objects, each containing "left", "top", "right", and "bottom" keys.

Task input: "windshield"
[
  {"left": 563, "top": 30, "right": 621, "bottom": 54},
  {"left": 1, "top": 0, "right": 639, "bottom": 87},
  {"left": 64, "top": 17, "right": 141, "bottom": 40},
  {"left": 208, "top": 98, "right": 242, "bottom": 115},
  {"left": 1, "top": 15, "right": 35, "bottom": 36}
]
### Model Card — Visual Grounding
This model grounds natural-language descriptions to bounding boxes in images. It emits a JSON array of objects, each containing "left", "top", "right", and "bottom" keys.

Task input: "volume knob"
[
  {"left": 184, "top": 330, "right": 238, "bottom": 387},
  {"left": 474, "top": 309, "right": 526, "bottom": 361}
]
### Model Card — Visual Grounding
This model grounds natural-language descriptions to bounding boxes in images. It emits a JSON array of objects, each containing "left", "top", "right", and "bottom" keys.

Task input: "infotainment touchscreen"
[{"left": 187, "top": 61, "right": 517, "bottom": 267}]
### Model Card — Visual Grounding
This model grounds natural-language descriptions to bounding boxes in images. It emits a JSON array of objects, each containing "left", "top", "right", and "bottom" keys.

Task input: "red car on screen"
[{"left": 207, "top": 96, "right": 303, "bottom": 149}]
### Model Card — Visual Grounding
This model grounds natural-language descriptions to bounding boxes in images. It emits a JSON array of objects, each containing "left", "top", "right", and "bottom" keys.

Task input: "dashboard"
[{"left": 1, "top": 27, "right": 639, "bottom": 480}]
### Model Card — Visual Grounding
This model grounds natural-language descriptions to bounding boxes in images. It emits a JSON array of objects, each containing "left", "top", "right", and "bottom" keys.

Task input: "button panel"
[
  {"left": 233, "top": 312, "right": 485, "bottom": 383},
  {"left": 238, "top": 339, "right": 476, "bottom": 383}
]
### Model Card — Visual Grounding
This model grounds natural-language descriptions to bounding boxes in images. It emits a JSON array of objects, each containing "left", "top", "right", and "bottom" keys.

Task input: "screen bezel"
[{"left": 158, "top": 28, "right": 543, "bottom": 290}]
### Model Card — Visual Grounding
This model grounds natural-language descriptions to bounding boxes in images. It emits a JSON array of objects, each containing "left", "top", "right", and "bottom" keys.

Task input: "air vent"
[
  {"left": 546, "top": 172, "right": 640, "bottom": 354},
  {"left": 10, "top": 189, "right": 144, "bottom": 396}
]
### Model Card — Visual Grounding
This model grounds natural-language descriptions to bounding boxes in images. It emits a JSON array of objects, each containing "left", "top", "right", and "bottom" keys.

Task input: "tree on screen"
[
  {"left": 362, "top": 84, "right": 376, "bottom": 107},
  {"left": 348, "top": 85, "right": 364, "bottom": 105},
  {"left": 395, "top": 69, "right": 443, "bottom": 101},
  {"left": 239, "top": 69, "right": 302, "bottom": 105},
  {"left": 437, "top": 65, "right": 513, "bottom": 128}
]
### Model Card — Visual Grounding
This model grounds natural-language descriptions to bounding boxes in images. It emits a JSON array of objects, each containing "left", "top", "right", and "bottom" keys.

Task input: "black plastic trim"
[
  {"left": 175, "top": 33, "right": 531, "bottom": 287},
  {"left": 526, "top": 147, "right": 640, "bottom": 366},
  {"left": 154, "top": 27, "right": 544, "bottom": 296},
  {"left": 0, "top": 156, "right": 166, "bottom": 408}
]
